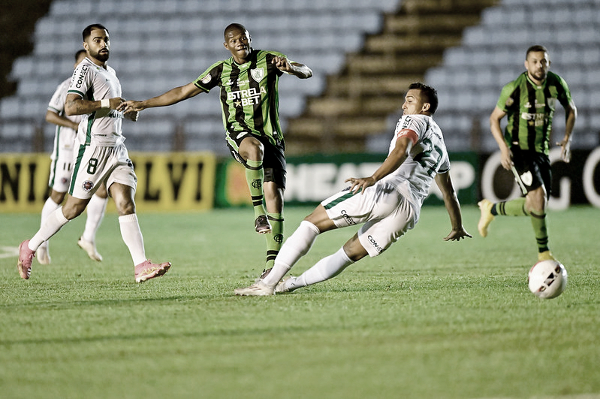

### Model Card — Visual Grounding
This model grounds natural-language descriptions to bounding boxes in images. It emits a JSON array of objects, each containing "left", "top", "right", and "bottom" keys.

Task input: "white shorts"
[
  {"left": 48, "top": 147, "right": 75, "bottom": 193},
  {"left": 48, "top": 128, "right": 78, "bottom": 192},
  {"left": 322, "top": 182, "right": 418, "bottom": 257},
  {"left": 69, "top": 142, "right": 137, "bottom": 199}
]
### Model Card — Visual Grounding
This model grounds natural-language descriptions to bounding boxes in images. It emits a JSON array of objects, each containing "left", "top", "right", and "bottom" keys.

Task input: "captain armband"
[{"left": 396, "top": 128, "right": 418, "bottom": 145}]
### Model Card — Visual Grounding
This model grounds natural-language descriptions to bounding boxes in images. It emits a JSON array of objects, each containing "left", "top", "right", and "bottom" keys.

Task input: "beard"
[
  {"left": 530, "top": 70, "right": 547, "bottom": 82},
  {"left": 91, "top": 49, "right": 110, "bottom": 62}
]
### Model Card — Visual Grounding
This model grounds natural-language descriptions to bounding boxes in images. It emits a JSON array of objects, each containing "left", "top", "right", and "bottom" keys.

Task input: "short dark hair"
[
  {"left": 526, "top": 45, "right": 548, "bottom": 59},
  {"left": 224, "top": 23, "right": 247, "bottom": 39},
  {"left": 409, "top": 82, "right": 438, "bottom": 114},
  {"left": 74, "top": 49, "right": 86, "bottom": 61},
  {"left": 82, "top": 24, "right": 108, "bottom": 41}
]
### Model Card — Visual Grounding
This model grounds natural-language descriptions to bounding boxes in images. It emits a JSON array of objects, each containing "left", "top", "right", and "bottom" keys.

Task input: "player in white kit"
[
  {"left": 38, "top": 49, "right": 108, "bottom": 265},
  {"left": 18, "top": 24, "right": 171, "bottom": 283},
  {"left": 235, "top": 83, "right": 471, "bottom": 296}
]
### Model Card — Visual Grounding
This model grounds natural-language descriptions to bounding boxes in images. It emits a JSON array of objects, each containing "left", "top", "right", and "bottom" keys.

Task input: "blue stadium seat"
[{"left": 423, "top": 0, "right": 600, "bottom": 152}]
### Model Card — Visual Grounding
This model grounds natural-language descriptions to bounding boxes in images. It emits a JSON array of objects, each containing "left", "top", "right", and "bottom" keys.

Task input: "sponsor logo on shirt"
[
  {"left": 75, "top": 64, "right": 89, "bottom": 89},
  {"left": 228, "top": 86, "right": 266, "bottom": 106},
  {"left": 401, "top": 116, "right": 412, "bottom": 129},
  {"left": 520, "top": 112, "right": 547, "bottom": 127},
  {"left": 225, "top": 79, "right": 249, "bottom": 87},
  {"left": 524, "top": 100, "right": 547, "bottom": 109}
]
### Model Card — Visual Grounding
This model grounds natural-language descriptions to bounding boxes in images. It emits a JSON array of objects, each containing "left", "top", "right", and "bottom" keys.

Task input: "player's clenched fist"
[{"left": 271, "top": 56, "right": 291, "bottom": 71}]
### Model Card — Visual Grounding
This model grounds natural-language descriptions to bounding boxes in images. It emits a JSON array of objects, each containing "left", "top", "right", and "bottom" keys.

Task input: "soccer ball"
[{"left": 528, "top": 260, "right": 568, "bottom": 299}]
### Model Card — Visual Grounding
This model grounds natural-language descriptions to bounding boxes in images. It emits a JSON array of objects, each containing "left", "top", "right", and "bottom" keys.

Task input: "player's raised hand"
[{"left": 272, "top": 56, "right": 291, "bottom": 72}]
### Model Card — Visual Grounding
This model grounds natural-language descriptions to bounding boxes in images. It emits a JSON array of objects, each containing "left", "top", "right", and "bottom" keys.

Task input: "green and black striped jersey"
[
  {"left": 193, "top": 49, "right": 288, "bottom": 147},
  {"left": 496, "top": 71, "right": 573, "bottom": 154}
]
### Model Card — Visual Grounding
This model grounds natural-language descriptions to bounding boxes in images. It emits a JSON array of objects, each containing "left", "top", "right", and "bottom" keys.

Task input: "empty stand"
[
  {"left": 1, "top": 0, "right": 599, "bottom": 155},
  {"left": 0, "top": 0, "right": 398, "bottom": 154},
  {"left": 424, "top": 1, "right": 600, "bottom": 152}
]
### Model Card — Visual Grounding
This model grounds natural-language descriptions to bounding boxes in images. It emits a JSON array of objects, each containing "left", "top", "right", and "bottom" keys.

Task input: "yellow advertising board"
[{"left": 0, "top": 152, "right": 216, "bottom": 213}]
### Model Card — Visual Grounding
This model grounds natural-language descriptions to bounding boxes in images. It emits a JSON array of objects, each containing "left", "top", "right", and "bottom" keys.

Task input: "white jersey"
[
  {"left": 382, "top": 114, "right": 450, "bottom": 208},
  {"left": 48, "top": 77, "right": 82, "bottom": 148},
  {"left": 67, "top": 57, "right": 124, "bottom": 146}
]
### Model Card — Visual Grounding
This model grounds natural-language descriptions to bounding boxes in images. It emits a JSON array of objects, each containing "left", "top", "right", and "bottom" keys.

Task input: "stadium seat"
[
  {"left": 2, "top": 0, "right": 396, "bottom": 153},
  {"left": 3, "top": 0, "right": 599, "bottom": 155},
  {"left": 422, "top": 0, "right": 600, "bottom": 151}
]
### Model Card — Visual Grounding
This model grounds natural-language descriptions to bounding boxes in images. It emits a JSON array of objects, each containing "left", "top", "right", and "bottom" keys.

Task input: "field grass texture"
[{"left": 1, "top": 205, "right": 599, "bottom": 399}]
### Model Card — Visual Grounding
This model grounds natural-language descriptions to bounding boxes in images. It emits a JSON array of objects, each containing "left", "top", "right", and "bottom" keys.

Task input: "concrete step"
[
  {"left": 326, "top": 74, "right": 422, "bottom": 97},
  {"left": 384, "top": 14, "right": 481, "bottom": 34},
  {"left": 365, "top": 34, "right": 463, "bottom": 53},
  {"left": 346, "top": 53, "right": 443, "bottom": 74}
]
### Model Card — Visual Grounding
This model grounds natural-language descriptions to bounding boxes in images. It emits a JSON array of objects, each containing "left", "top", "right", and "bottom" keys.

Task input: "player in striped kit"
[
  {"left": 18, "top": 24, "right": 171, "bottom": 282},
  {"left": 234, "top": 83, "right": 471, "bottom": 296},
  {"left": 478, "top": 45, "right": 577, "bottom": 262},
  {"left": 119, "top": 23, "right": 312, "bottom": 277},
  {"left": 38, "top": 49, "right": 108, "bottom": 265}
]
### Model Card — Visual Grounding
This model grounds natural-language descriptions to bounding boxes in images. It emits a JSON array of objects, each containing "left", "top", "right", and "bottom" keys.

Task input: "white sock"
[
  {"left": 81, "top": 194, "right": 107, "bottom": 242},
  {"left": 119, "top": 214, "right": 146, "bottom": 265},
  {"left": 29, "top": 207, "right": 69, "bottom": 251},
  {"left": 39, "top": 197, "right": 60, "bottom": 248},
  {"left": 262, "top": 221, "right": 320, "bottom": 286},
  {"left": 285, "top": 247, "right": 354, "bottom": 291}
]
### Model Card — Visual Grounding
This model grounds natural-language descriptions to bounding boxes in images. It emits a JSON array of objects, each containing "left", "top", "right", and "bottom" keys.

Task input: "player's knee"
[
  {"left": 342, "top": 239, "right": 369, "bottom": 262},
  {"left": 240, "top": 137, "right": 264, "bottom": 161},
  {"left": 115, "top": 199, "right": 136, "bottom": 216},
  {"left": 62, "top": 202, "right": 85, "bottom": 220},
  {"left": 526, "top": 188, "right": 547, "bottom": 213},
  {"left": 94, "top": 184, "right": 108, "bottom": 198},
  {"left": 50, "top": 190, "right": 66, "bottom": 204}
]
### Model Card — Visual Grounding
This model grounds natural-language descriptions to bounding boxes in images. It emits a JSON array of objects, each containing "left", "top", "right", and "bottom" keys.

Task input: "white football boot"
[{"left": 234, "top": 280, "right": 274, "bottom": 296}]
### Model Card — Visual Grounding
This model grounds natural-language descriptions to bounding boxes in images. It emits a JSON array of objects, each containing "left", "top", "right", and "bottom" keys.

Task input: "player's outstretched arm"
[
  {"left": 346, "top": 136, "right": 412, "bottom": 194},
  {"left": 119, "top": 82, "right": 203, "bottom": 113},
  {"left": 65, "top": 94, "right": 123, "bottom": 116},
  {"left": 435, "top": 171, "right": 472, "bottom": 241},
  {"left": 272, "top": 56, "right": 312, "bottom": 79}
]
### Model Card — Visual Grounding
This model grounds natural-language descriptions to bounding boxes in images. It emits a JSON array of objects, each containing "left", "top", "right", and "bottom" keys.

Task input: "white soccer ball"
[{"left": 528, "top": 260, "right": 568, "bottom": 299}]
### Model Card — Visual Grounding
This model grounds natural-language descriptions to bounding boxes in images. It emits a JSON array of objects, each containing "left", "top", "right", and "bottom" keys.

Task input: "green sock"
[
  {"left": 265, "top": 212, "right": 284, "bottom": 270},
  {"left": 245, "top": 159, "right": 265, "bottom": 218},
  {"left": 530, "top": 210, "right": 549, "bottom": 253},
  {"left": 495, "top": 198, "right": 529, "bottom": 216}
]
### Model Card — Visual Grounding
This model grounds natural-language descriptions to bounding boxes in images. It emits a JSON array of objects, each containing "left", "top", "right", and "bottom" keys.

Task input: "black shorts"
[
  {"left": 511, "top": 147, "right": 551, "bottom": 197},
  {"left": 228, "top": 134, "right": 287, "bottom": 189}
]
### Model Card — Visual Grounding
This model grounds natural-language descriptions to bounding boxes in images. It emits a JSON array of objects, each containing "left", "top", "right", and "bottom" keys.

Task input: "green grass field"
[{"left": 1, "top": 205, "right": 599, "bottom": 399}]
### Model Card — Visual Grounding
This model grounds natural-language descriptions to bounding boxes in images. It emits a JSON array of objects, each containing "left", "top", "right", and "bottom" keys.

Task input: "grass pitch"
[{"left": 0, "top": 205, "right": 599, "bottom": 399}]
